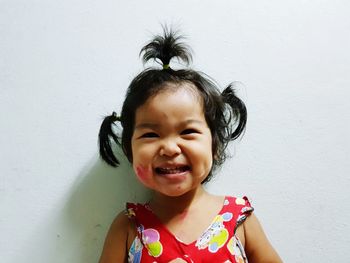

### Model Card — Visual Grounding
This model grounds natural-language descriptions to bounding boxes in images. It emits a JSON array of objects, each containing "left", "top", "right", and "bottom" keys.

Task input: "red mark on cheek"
[{"left": 136, "top": 166, "right": 149, "bottom": 182}]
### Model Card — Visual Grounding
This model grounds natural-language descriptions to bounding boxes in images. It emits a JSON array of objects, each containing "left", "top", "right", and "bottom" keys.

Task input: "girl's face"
[{"left": 131, "top": 84, "right": 213, "bottom": 197}]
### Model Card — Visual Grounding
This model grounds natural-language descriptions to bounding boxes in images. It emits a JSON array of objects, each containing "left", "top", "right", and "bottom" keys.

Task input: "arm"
[
  {"left": 243, "top": 213, "right": 283, "bottom": 263},
  {"left": 98, "top": 211, "right": 130, "bottom": 263}
]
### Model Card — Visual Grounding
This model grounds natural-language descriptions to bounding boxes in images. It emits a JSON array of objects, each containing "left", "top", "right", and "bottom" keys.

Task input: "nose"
[{"left": 159, "top": 138, "right": 181, "bottom": 157}]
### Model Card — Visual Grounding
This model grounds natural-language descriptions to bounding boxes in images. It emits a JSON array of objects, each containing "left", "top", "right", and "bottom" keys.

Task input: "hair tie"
[
  {"left": 112, "top": 111, "right": 121, "bottom": 122},
  {"left": 163, "top": 64, "right": 170, "bottom": 69}
]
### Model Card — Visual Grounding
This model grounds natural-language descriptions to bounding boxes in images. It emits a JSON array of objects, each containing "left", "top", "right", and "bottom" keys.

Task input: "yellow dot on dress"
[{"left": 235, "top": 198, "right": 245, "bottom": 205}]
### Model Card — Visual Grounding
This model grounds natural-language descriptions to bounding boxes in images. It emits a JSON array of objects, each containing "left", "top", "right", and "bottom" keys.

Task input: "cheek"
[{"left": 135, "top": 165, "right": 151, "bottom": 183}]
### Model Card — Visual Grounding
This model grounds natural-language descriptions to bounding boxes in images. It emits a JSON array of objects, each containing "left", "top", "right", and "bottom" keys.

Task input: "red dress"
[{"left": 126, "top": 196, "right": 253, "bottom": 263}]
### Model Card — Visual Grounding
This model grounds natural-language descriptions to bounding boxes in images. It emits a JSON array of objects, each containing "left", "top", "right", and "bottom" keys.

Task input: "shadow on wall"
[
  {"left": 65, "top": 154, "right": 151, "bottom": 263},
  {"left": 14, "top": 151, "right": 150, "bottom": 263}
]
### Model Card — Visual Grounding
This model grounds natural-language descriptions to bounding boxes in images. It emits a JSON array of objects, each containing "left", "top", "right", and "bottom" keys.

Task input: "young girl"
[{"left": 98, "top": 28, "right": 282, "bottom": 263}]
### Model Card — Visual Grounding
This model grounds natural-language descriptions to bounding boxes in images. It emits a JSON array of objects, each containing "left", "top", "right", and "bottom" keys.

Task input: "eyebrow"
[
  {"left": 134, "top": 119, "right": 204, "bottom": 130},
  {"left": 134, "top": 123, "right": 160, "bottom": 130}
]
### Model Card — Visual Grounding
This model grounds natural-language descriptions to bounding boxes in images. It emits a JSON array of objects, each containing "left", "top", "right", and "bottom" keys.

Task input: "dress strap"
[{"left": 219, "top": 196, "right": 254, "bottom": 234}]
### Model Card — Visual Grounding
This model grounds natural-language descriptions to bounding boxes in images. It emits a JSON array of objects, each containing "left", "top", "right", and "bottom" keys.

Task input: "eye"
[
  {"left": 141, "top": 132, "right": 159, "bottom": 138},
  {"left": 181, "top": 129, "right": 199, "bottom": 135}
]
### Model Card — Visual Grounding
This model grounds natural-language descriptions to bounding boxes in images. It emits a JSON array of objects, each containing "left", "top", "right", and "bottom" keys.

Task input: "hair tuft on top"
[{"left": 140, "top": 26, "right": 192, "bottom": 68}]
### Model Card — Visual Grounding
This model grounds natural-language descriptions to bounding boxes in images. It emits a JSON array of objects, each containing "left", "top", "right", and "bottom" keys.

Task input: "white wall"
[{"left": 1, "top": 1, "right": 349, "bottom": 262}]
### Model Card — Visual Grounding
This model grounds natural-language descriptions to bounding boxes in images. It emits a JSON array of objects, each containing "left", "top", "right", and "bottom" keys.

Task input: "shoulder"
[
  {"left": 225, "top": 196, "right": 282, "bottom": 262},
  {"left": 98, "top": 210, "right": 135, "bottom": 263},
  {"left": 242, "top": 213, "right": 283, "bottom": 263}
]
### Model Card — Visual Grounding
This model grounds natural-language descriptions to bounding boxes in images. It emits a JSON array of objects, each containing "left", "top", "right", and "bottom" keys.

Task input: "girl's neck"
[{"left": 149, "top": 186, "right": 209, "bottom": 215}]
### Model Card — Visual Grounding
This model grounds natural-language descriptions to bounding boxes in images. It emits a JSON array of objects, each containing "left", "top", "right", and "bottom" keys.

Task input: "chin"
[{"left": 156, "top": 186, "right": 190, "bottom": 197}]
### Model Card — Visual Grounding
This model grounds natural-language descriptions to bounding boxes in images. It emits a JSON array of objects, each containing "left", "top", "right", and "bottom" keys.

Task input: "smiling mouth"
[{"left": 155, "top": 165, "right": 191, "bottom": 175}]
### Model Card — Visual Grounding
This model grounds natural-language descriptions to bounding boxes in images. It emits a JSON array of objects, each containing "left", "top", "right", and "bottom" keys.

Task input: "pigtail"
[
  {"left": 140, "top": 26, "right": 192, "bottom": 69},
  {"left": 222, "top": 84, "right": 247, "bottom": 140},
  {"left": 98, "top": 112, "right": 121, "bottom": 167}
]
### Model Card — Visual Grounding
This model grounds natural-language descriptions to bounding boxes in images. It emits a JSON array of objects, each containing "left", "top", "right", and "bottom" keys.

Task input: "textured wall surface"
[{"left": 1, "top": 1, "right": 349, "bottom": 262}]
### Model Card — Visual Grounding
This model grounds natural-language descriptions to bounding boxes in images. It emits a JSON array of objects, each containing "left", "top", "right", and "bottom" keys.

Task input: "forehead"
[{"left": 155, "top": 82, "right": 202, "bottom": 102}]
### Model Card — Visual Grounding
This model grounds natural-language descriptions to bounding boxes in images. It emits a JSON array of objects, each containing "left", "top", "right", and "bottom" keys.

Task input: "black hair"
[{"left": 98, "top": 27, "right": 247, "bottom": 183}]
